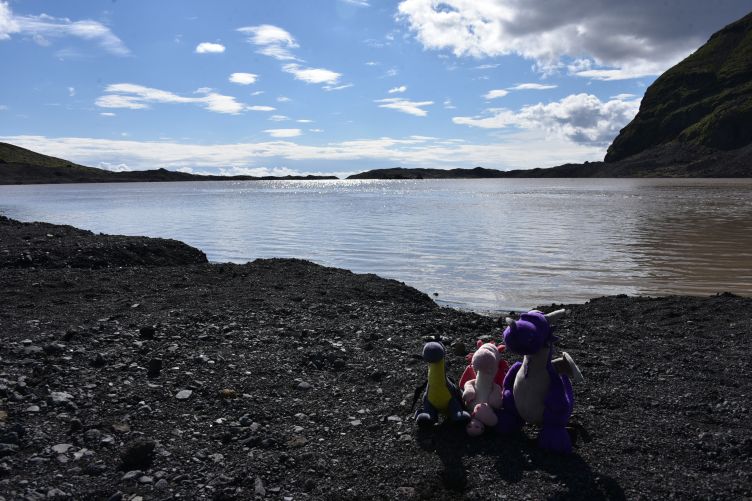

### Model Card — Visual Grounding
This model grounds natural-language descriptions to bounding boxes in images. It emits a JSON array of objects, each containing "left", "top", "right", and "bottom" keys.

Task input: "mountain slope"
[
  {"left": 606, "top": 11, "right": 752, "bottom": 162},
  {"left": 0, "top": 142, "right": 338, "bottom": 184}
]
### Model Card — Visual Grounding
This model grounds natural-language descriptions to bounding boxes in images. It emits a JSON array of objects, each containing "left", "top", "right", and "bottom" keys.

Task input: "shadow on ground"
[{"left": 417, "top": 421, "right": 625, "bottom": 500}]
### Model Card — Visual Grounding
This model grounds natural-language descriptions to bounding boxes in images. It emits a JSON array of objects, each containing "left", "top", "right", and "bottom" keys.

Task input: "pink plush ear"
[
  {"left": 476, "top": 339, "right": 484, "bottom": 348},
  {"left": 496, "top": 344, "right": 506, "bottom": 353},
  {"left": 459, "top": 365, "right": 476, "bottom": 389}
]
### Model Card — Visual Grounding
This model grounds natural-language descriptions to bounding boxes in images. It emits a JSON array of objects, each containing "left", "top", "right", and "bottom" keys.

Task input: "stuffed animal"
[
  {"left": 495, "top": 309, "right": 583, "bottom": 453},
  {"left": 414, "top": 341, "right": 470, "bottom": 427},
  {"left": 459, "top": 341, "right": 509, "bottom": 436}
]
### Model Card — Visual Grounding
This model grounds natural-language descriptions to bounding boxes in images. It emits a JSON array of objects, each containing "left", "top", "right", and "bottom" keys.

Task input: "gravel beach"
[{"left": 0, "top": 216, "right": 750, "bottom": 500}]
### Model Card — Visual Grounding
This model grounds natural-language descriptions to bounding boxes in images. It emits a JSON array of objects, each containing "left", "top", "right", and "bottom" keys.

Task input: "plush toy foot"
[
  {"left": 538, "top": 426, "right": 572, "bottom": 454},
  {"left": 466, "top": 418, "right": 485, "bottom": 436},
  {"left": 415, "top": 413, "right": 436, "bottom": 428},
  {"left": 495, "top": 408, "right": 523, "bottom": 434},
  {"left": 450, "top": 410, "right": 471, "bottom": 424},
  {"left": 473, "top": 403, "right": 498, "bottom": 427}
]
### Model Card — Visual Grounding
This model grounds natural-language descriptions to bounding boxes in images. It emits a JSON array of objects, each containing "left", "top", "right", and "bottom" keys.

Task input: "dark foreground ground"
[{"left": 0, "top": 217, "right": 750, "bottom": 500}]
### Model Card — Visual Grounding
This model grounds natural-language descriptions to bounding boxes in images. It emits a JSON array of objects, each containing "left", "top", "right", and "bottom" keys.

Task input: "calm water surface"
[{"left": 1, "top": 178, "right": 751, "bottom": 311}]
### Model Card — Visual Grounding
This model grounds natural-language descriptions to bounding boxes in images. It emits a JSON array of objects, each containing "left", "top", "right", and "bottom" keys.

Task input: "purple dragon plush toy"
[{"left": 495, "top": 309, "right": 583, "bottom": 453}]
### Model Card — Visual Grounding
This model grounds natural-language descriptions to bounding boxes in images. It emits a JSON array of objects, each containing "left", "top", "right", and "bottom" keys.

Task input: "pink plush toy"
[{"left": 460, "top": 341, "right": 509, "bottom": 436}]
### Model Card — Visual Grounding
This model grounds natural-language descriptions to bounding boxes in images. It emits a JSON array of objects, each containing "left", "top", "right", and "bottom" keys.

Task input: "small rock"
[
  {"left": 111, "top": 422, "right": 130, "bottom": 434},
  {"left": 139, "top": 326, "right": 156, "bottom": 339},
  {"left": 121, "top": 470, "right": 142, "bottom": 481},
  {"left": 154, "top": 478, "right": 169, "bottom": 490},
  {"left": 119, "top": 439, "right": 155, "bottom": 470},
  {"left": 91, "top": 353, "right": 106, "bottom": 368},
  {"left": 350, "top": 419, "right": 362, "bottom": 426},
  {"left": 49, "top": 391, "right": 74, "bottom": 405},
  {"left": 208, "top": 453, "right": 224, "bottom": 463},
  {"left": 239, "top": 415, "right": 252, "bottom": 427},
  {"left": 84, "top": 429, "right": 102, "bottom": 443},
  {"left": 219, "top": 388, "right": 237, "bottom": 399},
  {"left": 68, "top": 418, "right": 83, "bottom": 433},
  {"left": 175, "top": 390, "right": 192, "bottom": 400},
  {"left": 138, "top": 475, "right": 153, "bottom": 484},
  {"left": 52, "top": 443, "right": 73, "bottom": 454},
  {"left": 106, "top": 492, "right": 123, "bottom": 501},
  {"left": 397, "top": 486, "right": 416, "bottom": 498},
  {"left": 254, "top": 477, "right": 266, "bottom": 496},
  {"left": 297, "top": 382, "right": 312, "bottom": 390},
  {"left": 146, "top": 358, "right": 162, "bottom": 378},
  {"left": 46, "top": 488, "right": 68, "bottom": 498},
  {"left": 287, "top": 435, "right": 307, "bottom": 448},
  {"left": 25, "top": 405, "right": 40, "bottom": 413},
  {"left": 43, "top": 343, "right": 65, "bottom": 355}
]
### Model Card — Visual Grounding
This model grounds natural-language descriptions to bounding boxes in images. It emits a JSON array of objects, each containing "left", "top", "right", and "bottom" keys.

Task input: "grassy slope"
[{"left": 606, "top": 12, "right": 752, "bottom": 162}]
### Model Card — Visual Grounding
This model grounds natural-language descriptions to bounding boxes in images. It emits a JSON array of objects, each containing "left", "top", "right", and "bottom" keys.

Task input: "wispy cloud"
[
  {"left": 269, "top": 115, "right": 289, "bottom": 122},
  {"left": 283, "top": 63, "right": 341, "bottom": 85},
  {"left": 195, "top": 42, "right": 225, "bottom": 54},
  {"left": 484, "top": 89, "right": 508, "bottom": 100},
  {"left": 375, "top": 98, "right": 433, "bottom": 117},
  {"left": 237, "top": 24, "right": 298, "bottom": 61},
  {"left": 264, "top": 128, "right": 302, "bottom": 138},
  {"left": 96, "top": 83, "right": 251, "bottom": 114},
  {"left": 0, "top": 1, "right": 129, "bottom": 55},
  {"left": 0, "top": 133, "right": 605, "bottom": 172},
  {"left": 388, "top": 85, "right": 407, "bottom": 94},
  {"left": 247, "top": 105, "right": 276, "bottom": 112},
  {"left": 67, "top": 86, "right": 76, "bottom": 97},
  {"left": 341, "top": 0, "right": 370, "bottom": 6},
  {"left": 229, "top": 72, "right": 258, "bottom": 85},
  {"left": 508, "top": 83, "right": 557, "bottom": 90}
]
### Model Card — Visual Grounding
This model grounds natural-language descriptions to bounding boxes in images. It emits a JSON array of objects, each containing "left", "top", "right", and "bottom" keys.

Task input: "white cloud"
[
  {"left": 297, "top": 119, "right": 313, "bottom": 123},
  {"left": 251, "top": 91, "right": 264, "bottom": 96},
  {"left": 453, "top": 93, "right": 641, "bottom": 146},
  {"left": 283, "top": 64, "right": 341, "bottom": 85},
  {"left": 365, "top": 61, "right": 379, "bottom": 66},
  {"left": 277, "top": 96, "right": 291, "bottom": 102},
  {"left": 443, "top": 98, "right": 456, "bottom": 109},
  {"left": 0, "top": 104, "right": 8, "bottom": 111},
  {"left": 341, "top": 0, "right": 370, "bottom": 6},
  {"left": 0, "top": 1, "right": 128, "bottom": 54},
  {"left": 484, "top": 89, "right": 508, "bottom": 100},
  {"left": 195, "top": 42, "right": 225, "bottom": 54},
  {"left": 67, "top": 86, "right": 76, "bottom": 97},
  {"left": 323, "top": 83, "right": 353, "bottom": 92},
  {"left": 99, "top": 112, "right": 115, "bottom": 117},
  {"left": 247, "top": 105, "right": 276, "bottom": 112},
  {"left": 309, "top": 129, "right": 323, "bottom": 133},
  {"left": 375, "top": 98, "right": 433, "bottom": 117},
  {"left": 269, "top": 115, "right": 289, "bottom": 122},
  {"left": 396, "top": 0, "right": 750, "bottom": 80},
  {"left": 264, "top": 128, "right": 302, "bottom": 138},
  {"left": 388, "top": 85, "right": 407, "bottom": 94},
  {"left": 0, "top": 132, "right": 604, "bottom": 172},
  {"left": 509, "top": 83, "right": 557, "bottom": 90},
  {"left": 237, "top": 24, "right": 299, "bottom": 61},
  {"left": 229, "top": 72, "right": 258, "bottom": 85},
  {"left": 96, "top": 83, "right": 248, "bottom": 114}
]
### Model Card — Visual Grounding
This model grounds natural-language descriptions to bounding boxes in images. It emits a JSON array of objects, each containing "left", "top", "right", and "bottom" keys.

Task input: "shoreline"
[{"left": 0, "top": 216, "right": 750, "bottom": 499}]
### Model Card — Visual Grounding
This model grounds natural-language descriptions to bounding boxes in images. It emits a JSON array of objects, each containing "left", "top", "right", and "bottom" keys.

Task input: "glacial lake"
[{"left": 1, "top": 178, "right": 751, "bottom": 312}]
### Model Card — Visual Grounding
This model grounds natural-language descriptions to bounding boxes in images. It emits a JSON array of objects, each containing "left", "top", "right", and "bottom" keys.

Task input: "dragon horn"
[{"left": 544, "top": 309, "right": 567, "bottom": 322}]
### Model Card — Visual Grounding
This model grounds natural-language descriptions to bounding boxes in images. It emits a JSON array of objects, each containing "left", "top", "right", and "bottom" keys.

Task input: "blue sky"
[{"left": 0, "top": 0, "right": 749, "bottom": 176}]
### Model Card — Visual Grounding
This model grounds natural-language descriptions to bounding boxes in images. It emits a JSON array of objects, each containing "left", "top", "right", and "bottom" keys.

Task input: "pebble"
[
  {"left": 176, "top": 389, "right": 193, "bottom": 400},
  {"left": 111, "top": 422, "right": 130, "bottom": 434},
  {"left": 138, "top": 475, "right": 154, "bottom": 484},
  {"left": 0, "top": 443, "right": 18, "bottom": 457},
  {"left": 350, "top": 419, "right": 362, "bottom": 426},
  {"left": 155, "top": 478, "right": 169, "bottom": 490},
  {"left": 51, "top": 443, "right": 72, "bottom": 454},
  {"left": 297, "top": 381, "right": 312, "bottom": 390},
  {"left": 25, "top": 405, "right": 40, "bottom": 413},
  {"left": 84, "top": 429, "right": 102, "bottom": 443},
  {"left": 239, "top": 415, "right": 252, "bottom": 427},
  {"left": 49, "top": 391, "right": 73, "bottom": 404},
  {"left": 121, "top": 470, "right": 142, "bottom": 481},
  {"left": 254, "top": 477, "right": 266, "bottom": 496}
]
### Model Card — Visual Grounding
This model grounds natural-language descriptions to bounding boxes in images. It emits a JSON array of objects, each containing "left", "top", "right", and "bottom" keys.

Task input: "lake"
[{"left": 1, "top": 178, "right": 751, "bottom": 311}]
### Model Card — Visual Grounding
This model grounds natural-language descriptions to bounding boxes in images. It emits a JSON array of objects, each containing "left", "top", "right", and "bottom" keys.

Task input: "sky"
[{"left": 0, "top": 0, "right": 749, "bottom": 177}]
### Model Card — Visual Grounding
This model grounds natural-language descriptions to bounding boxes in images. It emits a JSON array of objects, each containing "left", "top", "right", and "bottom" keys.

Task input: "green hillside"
[{"left": 606, "top": 12, "right": 752, "bottom": 162}]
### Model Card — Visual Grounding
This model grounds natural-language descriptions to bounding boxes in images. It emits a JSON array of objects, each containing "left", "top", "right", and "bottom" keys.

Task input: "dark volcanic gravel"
[{"left": 0, "top": 217, "right": 750, "bottom": 500}]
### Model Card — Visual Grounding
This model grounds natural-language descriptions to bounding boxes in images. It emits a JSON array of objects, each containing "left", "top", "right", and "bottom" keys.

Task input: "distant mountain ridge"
[{"left": 0, "top": 142, "right": 338, "bottom": 184}]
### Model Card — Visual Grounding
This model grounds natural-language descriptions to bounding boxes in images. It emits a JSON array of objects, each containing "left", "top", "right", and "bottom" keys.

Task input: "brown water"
[{"left": 1, "top": 178, "right": 750, "bottom": 311}]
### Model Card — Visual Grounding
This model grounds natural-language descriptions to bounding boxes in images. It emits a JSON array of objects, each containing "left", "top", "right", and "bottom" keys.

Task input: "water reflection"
[{"left": 1, "top": 178, "right": 750, "bottom": 311}]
